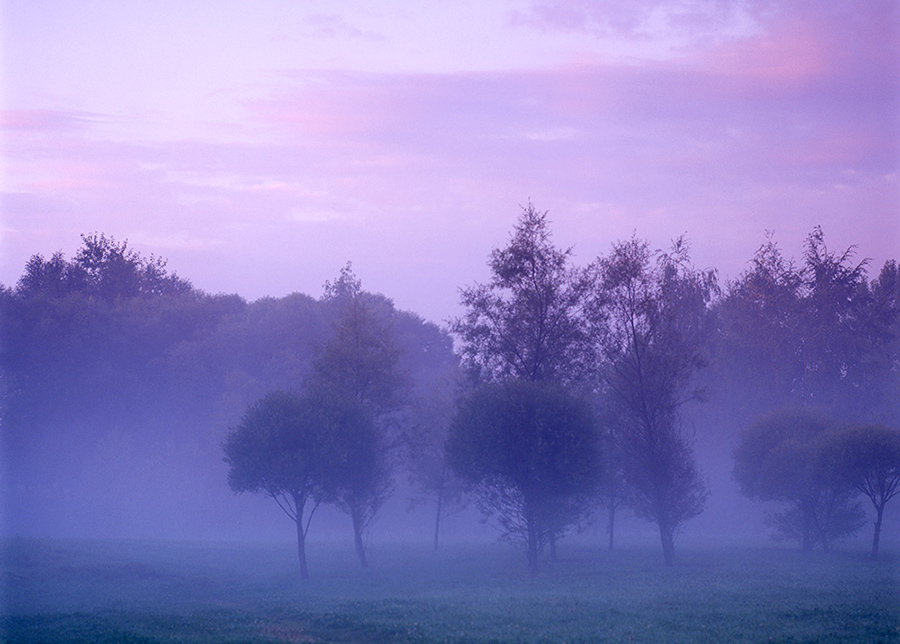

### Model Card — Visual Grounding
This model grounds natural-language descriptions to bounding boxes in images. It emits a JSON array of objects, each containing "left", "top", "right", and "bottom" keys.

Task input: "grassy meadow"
[{"left": 2, "top": 536, "right": 898, "bottom": 643}]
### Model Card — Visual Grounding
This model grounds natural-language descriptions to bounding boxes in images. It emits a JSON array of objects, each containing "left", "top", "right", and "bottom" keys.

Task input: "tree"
[
  {"left": 825, "top": 424, "right": 900, "bottom": 559},
  {"left": 733, "top": 408, "right": 865, "bottom": 551},
  {"left": 447, "top": 380, "right": 601, "bottom": 575},
  {"left": 306, "top": 263, "right": 406, "bottom": 566},
  {"left": 586, "top": 236, "right": 713, "bottom": 566},
  {"left": 402, "top": 366, "right": 468, "bottom": 551},
  {"left": 325, "top": 401, "right": 388, "bottom": 568},
  {"left": 715, "top": 233, "right": 805, "bottom": 420},
  {"left": 716, "top": 228, "right": 897, "bottom": 426},
  {"left": 1, "top": 235, "right": 237, "bottom": 539},
  {"left": 451, "top": 204, "right": 594, "bottom": 558},
  {"left": 452, "top": 203, "right": 590, "bottom": 385},
  {"left": 223, "top": 390, "right": 365, "bottom": 578}
]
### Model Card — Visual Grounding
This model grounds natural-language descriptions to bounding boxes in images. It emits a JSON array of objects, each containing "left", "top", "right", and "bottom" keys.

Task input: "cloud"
[
  {"left": 2, "top": 1, "right": 896, "bottom": 320},
  {"left": 301, "top": 14, "right": 386, "bottom": 41},
  {"left": 510, "top": 0, "right": 758, "bottom": 44},
  {"left": 0, "top": 109, "right": 105, "bottom": 132}
]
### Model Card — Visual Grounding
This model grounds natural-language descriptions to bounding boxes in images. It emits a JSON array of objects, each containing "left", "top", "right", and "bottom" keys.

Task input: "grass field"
[{"left": 2, "top": 536, "right": 898, "bottom": 643}]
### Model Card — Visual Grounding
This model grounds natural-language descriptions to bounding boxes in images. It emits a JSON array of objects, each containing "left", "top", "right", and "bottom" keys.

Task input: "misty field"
[{"left": 2, "top": 537, "right": 898, "bottom": 644}]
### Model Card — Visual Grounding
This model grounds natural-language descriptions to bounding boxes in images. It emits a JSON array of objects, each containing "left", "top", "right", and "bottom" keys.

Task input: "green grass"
[{"left": 2, "top": 536, "right": 898, "bottom": 643}]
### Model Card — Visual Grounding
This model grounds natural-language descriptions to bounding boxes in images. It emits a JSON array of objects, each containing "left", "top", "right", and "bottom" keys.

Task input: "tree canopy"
[
  {"left": 452, "top": 203, "right": 590, "bottom": 386},
  {"left": 447, "top": 379, "right": 601, "bottom": 575},
  {"left": 733, "top": 408, "right": 865, "bottom": 551}
]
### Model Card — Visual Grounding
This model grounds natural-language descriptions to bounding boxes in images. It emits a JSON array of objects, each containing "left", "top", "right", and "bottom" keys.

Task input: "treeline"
[
  {"left": 1, "top": 211, "right": 898, "bottom": 574},
  {"left": 1, "top": 234, "right": 456, "bottom": 542}
]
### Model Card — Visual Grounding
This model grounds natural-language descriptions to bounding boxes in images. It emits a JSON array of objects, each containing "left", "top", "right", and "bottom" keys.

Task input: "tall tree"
[
  {"left": 587, "top": 236, "right": 713, "bottom": 566},
  {"left": 306, "top": 263, "right": 406, "bottom": 566},
  {"left": 447, "top": 380, "right": 601, "bottom": 575},
  {"left": 451, "top": 204, "right": 595, "bottom": 558}
]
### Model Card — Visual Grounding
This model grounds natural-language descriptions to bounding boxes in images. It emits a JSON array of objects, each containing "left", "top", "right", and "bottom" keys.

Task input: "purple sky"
[{"left": 2, "top": 1, "right": 898, "bottom": 324}]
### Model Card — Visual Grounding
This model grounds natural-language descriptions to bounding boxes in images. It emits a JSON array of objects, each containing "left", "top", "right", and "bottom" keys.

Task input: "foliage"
[
  {"left": 586, "top": 235, "right": 714, "bottom": 565},
  {"left": 223, "top": 390, "right": 371, "bottom": 577},
  {"left": 313, "top": 262, "right": 407, "bottom": 415},
  {"left": 447, "top": 380, "right": 601, "bottom": 574},
  {"left": 307, "top": 263, "right": 407, "bottom": 566},
  {"left": 0, "top": 235, "right": 451, "bottom": 545},
  {"left": 733, "top": 408, "right": 865, "bottom": 551},
  {"left": 15, "top": 233, "right": 192, "bottom": 300},
  {"left": 716, "top": 229, "right": 899, "bottom": 425},
  {"left": 822, "top": 424, "right": 900, "bottom": 559},
  {"left": 451, "top": 202, "right": 590, "bottom": 385}
]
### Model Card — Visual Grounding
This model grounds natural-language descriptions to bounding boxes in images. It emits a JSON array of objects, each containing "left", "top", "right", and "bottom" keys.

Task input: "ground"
[{"left": 2, "top": 536, "right": 898, "bottom": 643}]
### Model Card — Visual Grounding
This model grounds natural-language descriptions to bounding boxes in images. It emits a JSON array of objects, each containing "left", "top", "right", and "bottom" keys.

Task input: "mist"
[{"left": 2, "top": 221, "right": 898, "bottom": 643}]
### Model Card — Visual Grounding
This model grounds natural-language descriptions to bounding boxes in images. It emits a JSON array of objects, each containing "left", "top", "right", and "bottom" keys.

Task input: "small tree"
[
  {"left": 447, "top": 380, "right": 601, "bottom": 575},
  {"left": 825, "top": 424, "right": 900, "bottom": 559},
  {"left": 223, "top": 390, "right": 351, "bottom": 578},
  {"left": 733, "top": 408, "right": 865, "bottom": 551}
]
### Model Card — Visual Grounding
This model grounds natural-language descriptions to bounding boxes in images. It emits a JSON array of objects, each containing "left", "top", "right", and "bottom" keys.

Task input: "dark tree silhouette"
[
  {"left": 223, "top": 390, "right": 368, "bottom": 578},
  {"left": 824, "top": 424, "right": 900, "bottom": 559},
  {"left": 448, "top": 380, "right": 601, "bottom": 575},
  {"left": 733, "top": 408, "right": 865, "bottom": 551},
  {"left": 451, "top": 204, "right": 594, "bottom": 559},
  {"left": 452, "top": 202, "right": 590, "bottom": 385}
]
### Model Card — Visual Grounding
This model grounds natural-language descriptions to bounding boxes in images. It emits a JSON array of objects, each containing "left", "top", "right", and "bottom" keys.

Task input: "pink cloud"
[{"left": 0, "top": 109, "right": 104, "bottom": 132}]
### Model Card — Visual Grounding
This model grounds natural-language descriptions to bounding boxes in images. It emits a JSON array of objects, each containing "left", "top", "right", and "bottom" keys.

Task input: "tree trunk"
[
  {"left": 526, "top": 521, "right": 540, "bottom": 576},
  {"left": 607, "top": 503, "right": 616, "bottom": 552},
  {"left": 659, "top": 523, "right": 675, "bottom": 567},
  {"left": 872, "top": 503, "right": 884, "bottom": 561},
  {"left": 295, "top": 516, "right": 309, "bottom": 579},
  {"left": 351, "top": 509, "right": 368, "bottom": 568},
  {"left": 801, "top": 504, "right": 815, "bottom": 552},
  {"left": 433, "top": 483, "right": 444, "bottom": 551}
]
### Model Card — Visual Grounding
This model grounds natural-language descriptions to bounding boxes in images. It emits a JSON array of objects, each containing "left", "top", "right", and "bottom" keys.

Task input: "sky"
[{"left": 2, "top": 0, "right": 898, "bottom": 325}]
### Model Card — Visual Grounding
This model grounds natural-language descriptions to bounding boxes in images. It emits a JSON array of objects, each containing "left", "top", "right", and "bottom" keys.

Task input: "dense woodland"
[{"left": 2, "top": 212, "right": 898, "bottom": 574}]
